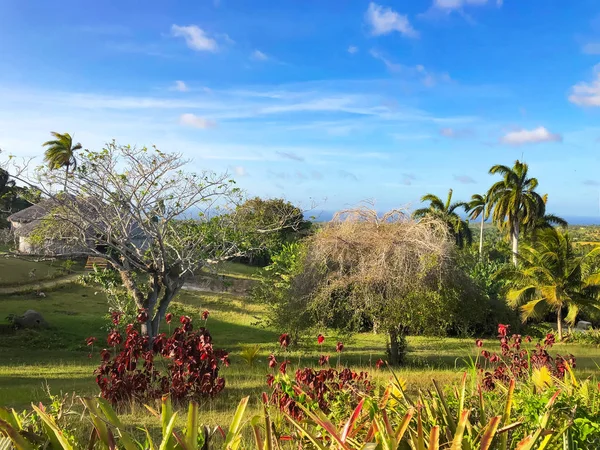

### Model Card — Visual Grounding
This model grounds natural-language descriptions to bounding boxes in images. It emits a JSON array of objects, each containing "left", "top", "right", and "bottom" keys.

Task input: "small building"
[
  {"left": 7, "top": 196, "right": 148, "bottom": 256},
  {"left": 7, "top": 197, "right": 88, "bottom": 255}
]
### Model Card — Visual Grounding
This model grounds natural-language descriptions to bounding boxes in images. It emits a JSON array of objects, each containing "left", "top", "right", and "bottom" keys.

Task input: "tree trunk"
[
  {"left": 557, "top": 307, "right": 563, "bottom": 341},
  {"left": 388, "top": 325, "right": 407, "bottom": 366},
  {"left": 511, "top": 220, "right": 520, "bottom": 267},
  {"left": 149, "top": 274, "right": 185, "bottom": 337},
  {"left": 64, "top": 163, "right": 69, "bottom": 193},
  {"left": 479, "top": 213, "right": 485, "bottom": 259}
]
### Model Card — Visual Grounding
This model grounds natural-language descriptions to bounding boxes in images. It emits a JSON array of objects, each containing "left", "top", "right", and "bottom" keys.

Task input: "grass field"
[
  {"left": 0, "top": 256, "right": 83, "bottom": 286},
  {"left": 2, "top": 281, "right": 600, "bottom": 430}
]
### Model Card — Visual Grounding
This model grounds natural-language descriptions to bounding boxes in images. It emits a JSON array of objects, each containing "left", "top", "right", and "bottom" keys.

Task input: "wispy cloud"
[
  {"left": 171, "top": 24, "right": 218, "bottom": 52},
  {"left": 454, "top": 174, "right": 476, "bottom": 184},
  {"left": 439, "top": 127, "right": 473, "bottom": 138},
  {"left": 429, "top": 0, "right": 501, "bottom": 13},
  {"left": 232, "top": 165, "right": 247, "bottom": 176},
  {"left": 251, "top": 49, "right": 269, "bottom": 61},
  {"left": 582, "top": 42, "right": 600, "bottom": 55},
  {"left": 369, "top": 50, "right": 451, "bottom": 86},
  {"left": 500, "top": 126, "right": 562, "bottom": 145},
  {"left": 569, "top": 65, "right": 600, "bottom": 106},
  {"left": 365, "top": 2, "right": 418, "bottom": 38},
  {"left": 276, "top": 151, "right": 304, "bottom": 162},
  {"left": 347, "top": 45, "right": 359, "bottom": 54},
  {"left": 338, "top": 169, "right": 359, "bottom": 181},
  {"left": 179, "top": 113, "right": 217, "bottom": 129},
  {"left": 583, "top": 180, "right": 600, "bottom": 186},
  {"left": 171, "top": 80, "right": 189, "bottom": 92}
]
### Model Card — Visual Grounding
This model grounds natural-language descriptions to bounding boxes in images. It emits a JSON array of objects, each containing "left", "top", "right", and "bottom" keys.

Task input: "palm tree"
[
  {"left": 413, "top": 189, "right": 472, "bottom": 248},
  {"left": 487, "top": 160, "right": 545, "bottom": 266},
  {"left": 43, "top": 132, "right": 82, "bottom": 192},
  {"left": 500, "top": 228, "right": 600, "bottom": 340},
  {"left": 530, "top": 195, "right": 568, "bottom": 233},
  {"left": 466, "top": 193, "right": 488, "bottom": 259}
]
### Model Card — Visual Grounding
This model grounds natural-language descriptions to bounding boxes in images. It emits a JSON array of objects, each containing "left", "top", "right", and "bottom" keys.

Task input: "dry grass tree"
[{"left": 304, "top": 205, "right": 454, "bottom": 364}]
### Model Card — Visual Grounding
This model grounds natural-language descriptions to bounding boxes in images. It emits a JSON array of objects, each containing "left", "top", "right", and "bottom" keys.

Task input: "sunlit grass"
[{"left": 1, "top": 281, "right": 600, "bottom": 425}]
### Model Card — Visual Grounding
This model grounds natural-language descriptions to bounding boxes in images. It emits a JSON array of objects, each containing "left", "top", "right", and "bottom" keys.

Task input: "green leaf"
[
  {"left": 158, "top": 412, "right": 178, "bottom": 450},
  {"left": 225, "top": 396, "right": 249, "bottom": 450},
  {"left": 184, "top": 401, "right": 199, "bottom": 449}
]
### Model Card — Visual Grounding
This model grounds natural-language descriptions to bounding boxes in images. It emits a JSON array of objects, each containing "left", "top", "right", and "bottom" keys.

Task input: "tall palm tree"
[
  {"left": 499, "top": 228, "right": 600, "bottom": 340},
  {"left": 487, "top": 160, "right": 545, "bottom": 266},
  {"left": 466, "top": 193, "right": 488, "bottom": 259},
  {"left": 43, "top": 132, "right": 82, "bottom": 192},
  {"left": 413, "top": 189, "right": 472, "bottom": 248}
]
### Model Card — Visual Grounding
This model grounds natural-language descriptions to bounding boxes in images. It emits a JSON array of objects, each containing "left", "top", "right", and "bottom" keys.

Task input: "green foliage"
[
  {"left": 252, "top": 242, "right": 313, "bottom": 342},
  {"left": 564, "top": 328, "right": 600, "bottom": 346},
  {"left": 239, "top": 344, "right": 261, "bottom": 367},
  {"left": 498, "top": 227, "right": 600, "bottom": 339},
  {"left": 230, "top": 197, "right": 310, "bottom": 266},
  {"left": 80, "top": 268, "right": 138, "bottom": 327},
  {"left": 42, "top": 132, "right": 82, "bottom": 192}
]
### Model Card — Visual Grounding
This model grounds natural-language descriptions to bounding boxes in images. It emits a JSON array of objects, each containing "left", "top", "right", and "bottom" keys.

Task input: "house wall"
[
  {"left": 18, "top": 236, "right": 33, "bottom": 254},
  {"left": 18, "top": 236, "right": 88, "bottom": 256}
]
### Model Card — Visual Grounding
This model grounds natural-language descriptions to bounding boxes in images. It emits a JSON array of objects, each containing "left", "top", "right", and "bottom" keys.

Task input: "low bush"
[
  {"left": 91, "top": 312, "right": 229, "bottom": 407},
  {"left": 563, "top": 328, "right": 600, "bottom": 346}
]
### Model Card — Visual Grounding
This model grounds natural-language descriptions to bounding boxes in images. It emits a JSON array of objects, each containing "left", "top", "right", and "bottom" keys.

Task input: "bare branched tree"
[
  {"left": 303, "top": 204, "right": 454, "bottom": 364},
  {"left": 5, "top": 142, "right": 305, "bottom": 339}
]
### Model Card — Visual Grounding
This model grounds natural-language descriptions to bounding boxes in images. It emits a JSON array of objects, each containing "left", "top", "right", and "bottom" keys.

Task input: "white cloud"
[
  {"left": 232, "top": 166, "right": 247, "bottom": 176},
  {"left": 171, "top": 24, "right": 218, "bottom": 52},
  {"left": 179, "top": 113, "right": 217, "bottom": 129},
  {"left": 582, "top": 43, "right": 600, "bottom": 55},
  {"left": 171, "top": 80, "right": 188, "bottom": 92},
  {"left": 500, "top": 127, "right": 562, "bottom": 145},
  {"left": 251, "top": 49, "right": 268, "bottom": 61},
  {"left": 347, "top": 45, "right": 359, "bottom": 54},
  {"left": 432, "top": 0, "right": 496, "bottom": 10},
  {"left": 569, "top": 66, "right": 600, "bottom": 106},
  {"left": 365, "top": 3, "right": 418, "bottom": 38},
  {"left": 439, "top": 127, "right": 473, "bottom": 138},
  {"left": 370, "top": 50, "right": 451, "bottom": 86}
]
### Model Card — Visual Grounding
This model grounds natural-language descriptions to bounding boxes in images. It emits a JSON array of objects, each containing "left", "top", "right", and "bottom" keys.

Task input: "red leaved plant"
[
  {"left": 477, "top": 324, "right": 575, "bottom": 390},
  {"left": 92, "top": 315, "right": 229, "bottom": 407}
]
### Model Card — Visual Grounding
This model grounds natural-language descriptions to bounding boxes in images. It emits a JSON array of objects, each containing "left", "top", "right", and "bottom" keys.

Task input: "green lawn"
[
  {"left": 0, "top": 256, "right": 83, "bottom": 286},
  {"left": 1, "top": 282, "right": 600, "bottom": 427}
]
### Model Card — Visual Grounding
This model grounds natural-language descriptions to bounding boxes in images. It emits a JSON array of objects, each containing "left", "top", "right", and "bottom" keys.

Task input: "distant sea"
[
  {"left": 309, "top": 211, "right": 600, "bottom": 226},
  {"left": 562, "top": 216, "right": 600, "bottom": 226}
]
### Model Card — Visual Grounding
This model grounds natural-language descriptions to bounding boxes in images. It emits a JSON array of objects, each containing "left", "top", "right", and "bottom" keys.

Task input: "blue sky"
[{"left": 1, "top": 0, "right": 600, "bottom": 218}]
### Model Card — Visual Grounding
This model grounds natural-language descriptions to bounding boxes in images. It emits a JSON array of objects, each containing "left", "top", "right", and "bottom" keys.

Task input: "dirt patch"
[{"left": 184, "top": 275, "right": 255, "bottom": 295}]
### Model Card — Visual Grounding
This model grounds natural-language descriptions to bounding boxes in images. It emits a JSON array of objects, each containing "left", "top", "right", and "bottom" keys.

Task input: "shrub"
[
  {"left": 92, "top": 314, "right": 229, "bottom": 407},
  {"left": 252, "top": 242, "right": 314, "bottom": 343},
  {"left": 564, "top": 328, "right": 600, "bottom": 346},
  {"left": 268, "top": 366, "right": 372, "bottom": 421},
  {"left": 475, "top": 324, "right": 575, "bottom": 390}
]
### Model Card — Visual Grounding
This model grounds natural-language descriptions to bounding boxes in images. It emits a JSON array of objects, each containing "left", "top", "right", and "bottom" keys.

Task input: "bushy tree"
[
  {"left": 228, "top": 197, "right": 311, "bottom": 265},
  {"left": 251, "top": 242, "right": 313, "bottom": 343},
  {"left": 302, "top": 206, "right": 455, "bottom": 365}
]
